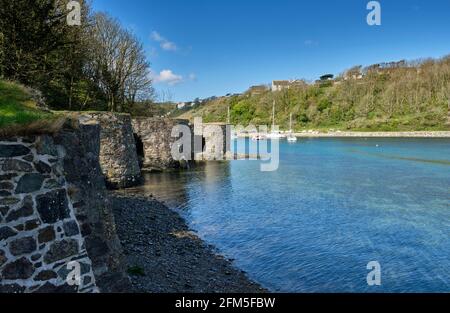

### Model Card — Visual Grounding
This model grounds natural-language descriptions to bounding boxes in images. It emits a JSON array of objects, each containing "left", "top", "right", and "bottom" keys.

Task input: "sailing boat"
[
  {"left": 287, "top": 113, "right": 297, "bottom": 142},
  {"left": 267, "top": 100, "right": 284, "bottom": 139}
]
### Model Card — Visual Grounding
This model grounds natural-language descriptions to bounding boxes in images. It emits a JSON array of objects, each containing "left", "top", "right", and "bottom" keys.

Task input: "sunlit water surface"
[{"left": 126, "top": 138, "right": 450, "bottom": 292}]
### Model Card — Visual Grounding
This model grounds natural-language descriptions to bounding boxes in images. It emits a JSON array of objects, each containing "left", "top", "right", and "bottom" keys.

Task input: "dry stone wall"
[
  {"left": 0, "top": 121, "right": 131, "bottom": 293},
  {"left": 0, "top": 136, "right": 97, "bottom": 293}
]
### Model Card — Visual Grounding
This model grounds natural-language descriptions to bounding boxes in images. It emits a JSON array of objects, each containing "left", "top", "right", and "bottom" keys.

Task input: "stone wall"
[
  {"left": 132, "top": 118, "right": 192, "bottom": 170},
  {"left": 0, "top": 121, "right": 131, "bottom": 293},
  {"left": 53, "top": 122, "right": 131, "bottom": 292},
  {"left": 0, "top": 136, "right": 97, "bottom": 293},
  {"left": 86, "top": 113, "right": 141, "bottom": 189},
  {"left": 201, "top": 123, "right": 231, "bottom": 161}
]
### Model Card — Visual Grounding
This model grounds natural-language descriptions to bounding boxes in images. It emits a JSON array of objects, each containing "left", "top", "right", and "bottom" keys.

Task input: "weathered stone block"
[
  {"left": 1, "top": 159, "right": 34, "bottom": 172},
  {"left": 0, "top": 249, "right": 6, "bottom": 267},
  {"left": 0, "top": 181, "right": 14, "bottom": 190},
  {"left": 44, "top": 239, "right": 79, "bottom": 264},
  {"left": 25, "top": 219, "right": 40, "bottom": 231},
  {"left": 0, "top": 173, "right": 18, "bottom": 181},
  {"left": 0, "top": 190, "right": 12, "bottom": 197},
  {"left": 9, "top": 236, "right": 37, "bottom": 256},
  {"left": 36, "top": 189, "right": 70, "bottom": 223},
  {"left": 1, "top": 257, "right": 35, "bottom": 279},
  {"left": 34, "top": 270, "right": 58, "bottom": 281},
  {"left": 0, "top": 144, "right": 30, "bottom": 157},
  {"left": 0, "top": 284, "right": 26, "bottom": 293},
  {"left": 63, "top": 220, "right": 80, "bottom": 237},
  {"left": 38, "top": 226, "right": 56, "bottom": 243},
  {"left": 0, "top": 197, "right": 20, "bottom": 207},
  {"left": 5, "top": 196, "right": 34, "bottom": 222},
  {"left": 34, "top": 161, "right": 52, "bottom": 174},
  {"left": 15, "top": 173, "right": 45, "bottom": 194},
  {"left": 0, "top": 226, "right": 17, "bottom": 240}
]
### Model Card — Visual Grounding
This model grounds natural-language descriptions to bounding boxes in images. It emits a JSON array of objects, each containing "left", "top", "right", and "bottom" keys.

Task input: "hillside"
[{"left": 178, "top": 56, "right": 450, "bottom": 131}]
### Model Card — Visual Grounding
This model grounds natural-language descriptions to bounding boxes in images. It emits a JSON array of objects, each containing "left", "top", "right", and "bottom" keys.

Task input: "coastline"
[
  {"left": 290, "top": 131, "right": 450, "bottom": 138},
  {"left": 110, "top": 192, "right": 266, "bottom": 293}
]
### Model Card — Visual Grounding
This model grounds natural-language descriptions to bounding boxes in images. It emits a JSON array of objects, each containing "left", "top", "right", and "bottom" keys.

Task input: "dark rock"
[
  {"left": 44, "top": 239, "right": 79, "bottom": 264},
  {"left": 31, "top": 253, "right": 42, "bottom": 261},
  {"left": 0, "top": 249, "right": 6, "bottom": 267},
  {"left": 35, "top": 161, "right": 52, "bottom": 174},
  {"left": 0, "top": 173, "right": 18, "bottom": 181},
  {"left": 5, "top": 196, "right": 34, "bottom": 222},
  {"left": 0, "top": 206, "right": 9, "bottom": 216},
  {"left": 1, "top": 257, "right": 34, "bottom": 279},
  {"left": 83, "top": 275, "right": 92, "bottom": 285},
  {"left": 15, "top": 173, "right": 45, "bottom": 194},
  {"left": 0, "top": 284, "right": 26, "bottom": 293},
  {"left": 43, "top": 179, "right": 62, "bottom": 189},
  {"left": 85, "top": 236, "right": 109, "bottom": 258},
  {"left": 36, "top": 189, "right": 70, "bottom": 223},
  {"left": 0, "top": 144, "right": 30, "bottom": 157},
  {"left": 9, "top": 236, "right": 37, "bottom": 256},
  {"left": 0, "top": 190, "right": 12, "bottom": 197},
  {"left": 80, "top": 223, "right": 92, "bottom": 236},
  {"left": 14, "top": 224, "right": 24, "bottom": 231},
  {"left": 35, "top": 262, "right": 42, "bottom": 268},
  {"left": 25, "top": 219, "right": 40, "bottom": 231},
  {"left": 0, "top": 181, "right": 14, "bottom": 190},
  {"left": 0, "top": 197, "right": 20, "bottom": 206},
  {"left": 34, "top": 270, "right": 58, "bottom": 281},
  {"left": 22, "top": 154, "right": 34, "bottom": 162},
  {"left": 38, "top": 226, "right": 56, "bottom": 243},
  {"left": 63, "top": 220, "right": 80, "bottom": 237},
  {"left": 34, "top": 282, "right": 78, "bottom": 293},
  {"left": 0, "top": 226, "right": 17, "bottom": 240},
  {"left": 1, "top": 159, "right": 33, "bottom": 172},
  {"left": 35, "top": 136, "right": 58, "bottom": 156}
]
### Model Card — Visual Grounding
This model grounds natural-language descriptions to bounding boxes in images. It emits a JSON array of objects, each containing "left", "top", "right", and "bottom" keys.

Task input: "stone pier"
[{"left": 131, "top": 118, "right": 192, "bottom": 171}]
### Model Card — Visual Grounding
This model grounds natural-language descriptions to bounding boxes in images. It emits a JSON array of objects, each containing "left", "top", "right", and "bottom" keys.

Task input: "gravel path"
[{"left": 110, "top": 193, "right": 266, "bottom": 293}]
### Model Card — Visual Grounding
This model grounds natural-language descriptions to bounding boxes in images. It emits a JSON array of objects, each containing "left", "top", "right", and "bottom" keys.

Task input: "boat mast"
[
  {"left": 290, "top": 113, "right": 292, "bottom": 132},
  {"left": 272, "top": 100, "right": 275, "bottom": 129}
]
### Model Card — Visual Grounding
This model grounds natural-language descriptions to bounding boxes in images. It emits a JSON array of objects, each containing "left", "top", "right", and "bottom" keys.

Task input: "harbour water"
[{"left": 128, "top": 138, "right": 450, "bottom": 292}]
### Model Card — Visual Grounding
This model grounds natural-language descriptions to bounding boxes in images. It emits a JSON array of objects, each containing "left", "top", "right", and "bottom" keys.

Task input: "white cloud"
[
  {"left": 152, "top": 70, "right": 183, "bottom": 85},
  {"left": 151, "top": 31, "right": 178, "bottom": 51}
]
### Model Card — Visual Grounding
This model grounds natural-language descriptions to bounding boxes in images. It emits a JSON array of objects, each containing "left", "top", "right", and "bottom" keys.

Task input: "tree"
[{"left": 87, "top": 12, "right": 153, "bottom": 112}]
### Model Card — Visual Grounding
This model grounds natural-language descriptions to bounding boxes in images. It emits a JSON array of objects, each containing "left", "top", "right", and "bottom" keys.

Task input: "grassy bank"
[{"left": 0, "top": 80, "right": 65, "bottom": 137}]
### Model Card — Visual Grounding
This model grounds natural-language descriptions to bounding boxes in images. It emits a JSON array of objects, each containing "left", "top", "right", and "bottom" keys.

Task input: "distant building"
[
  {"left": 271, "top": 80, "right": 306, "bottom": 92},
  {"left": 248, "top": 85, "right": 268, "bottom": 96},
  {"left": 177, "top": 102, "right": 186, "bottom": 109},
  {"left": 271, "top": 80, "right": 291, "bottom": 92}
]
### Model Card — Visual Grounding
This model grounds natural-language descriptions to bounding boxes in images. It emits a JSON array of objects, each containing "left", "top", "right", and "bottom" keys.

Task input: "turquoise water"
[{"left": 133, "top": 138, "right": 450, "bottom": 292}]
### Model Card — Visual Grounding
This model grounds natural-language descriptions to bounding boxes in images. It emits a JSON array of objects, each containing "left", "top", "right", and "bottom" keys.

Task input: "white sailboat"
[
  {"left": 267, "top": 100, "right": 284, "bottom": 139},
  {"left": 287, "top": 113, "right": 297, "bottom": 142}
]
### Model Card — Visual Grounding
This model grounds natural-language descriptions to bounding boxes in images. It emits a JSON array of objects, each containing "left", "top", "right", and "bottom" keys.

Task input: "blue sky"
[{"left": 91, "top": 0, "right": 450, "bottom": 102}]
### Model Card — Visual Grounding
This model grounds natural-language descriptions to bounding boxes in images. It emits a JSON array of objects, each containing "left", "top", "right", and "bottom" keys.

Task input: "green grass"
[{"left": 0, "top": 80, "right": 52, "bottom": 128}]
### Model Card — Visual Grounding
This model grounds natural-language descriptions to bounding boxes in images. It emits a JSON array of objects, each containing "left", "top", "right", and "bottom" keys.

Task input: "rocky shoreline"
[{"left": 110, "top": 193, "right": 265, "bottom": 293}]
